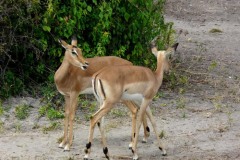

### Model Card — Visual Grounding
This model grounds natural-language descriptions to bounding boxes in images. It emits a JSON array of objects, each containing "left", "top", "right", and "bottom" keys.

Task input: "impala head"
[
  {"left": 59, "top": 37, "right": 89, "bottom": 70},
  {"left": 151, "top": 37, "right": 179, "bottom": 72}
]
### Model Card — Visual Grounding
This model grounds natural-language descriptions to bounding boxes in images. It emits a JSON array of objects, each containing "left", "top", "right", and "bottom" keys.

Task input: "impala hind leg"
[
  {"left": 145, "top": 107, "right": 167, "bottom": 156},
  {"left": 142, "top": 113, "right": 150, "bottom": 143},
  {"left": 123, "top": 101, "right": 137, "bottom": 149},
  {"left": 123, "top": 101, "right": 150, "bottom": 149},
  {"left": 84, "top": 102, "right": 113, "bottom": 160}
]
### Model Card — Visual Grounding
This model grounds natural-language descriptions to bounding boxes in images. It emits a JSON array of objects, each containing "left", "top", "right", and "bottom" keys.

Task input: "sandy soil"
[{"left": 1, "top": 0, "right": 240, "bottom": 159}]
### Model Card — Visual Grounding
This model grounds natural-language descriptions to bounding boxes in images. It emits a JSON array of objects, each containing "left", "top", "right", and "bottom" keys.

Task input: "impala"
[
  {"left": 84, "top": 38, "right": 179, "bottom": 160},
  {"left": 54, "top": 36, "right": 150, "bottom": 151}
]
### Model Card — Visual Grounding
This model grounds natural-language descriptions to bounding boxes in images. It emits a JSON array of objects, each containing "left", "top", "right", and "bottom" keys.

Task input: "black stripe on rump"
[
  {"left": 99, "top": 79, "right": 106, "bottom": 99},
  {"left": 93, "top": 75, "right": 98, "bottom": 97}
]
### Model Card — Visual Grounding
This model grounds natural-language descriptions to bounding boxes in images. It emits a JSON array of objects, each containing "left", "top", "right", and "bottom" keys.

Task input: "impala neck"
[
  {"left": 55, "top": 57, "right": 72, "bottom": 83},
  {"left": 154, "top": 53, "right": 165, "bottom": 88}
]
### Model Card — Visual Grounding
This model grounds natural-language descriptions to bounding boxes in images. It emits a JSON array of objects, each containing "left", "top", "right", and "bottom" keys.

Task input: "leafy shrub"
[
  {"left": 0, "top": 0, "right": 174, "bottom": 98},
  {"left": 1, "top": 71, "right": 24, "bottom": 98}
]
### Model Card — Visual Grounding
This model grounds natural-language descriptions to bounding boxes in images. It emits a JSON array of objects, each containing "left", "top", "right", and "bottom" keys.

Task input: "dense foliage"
[{"left": 0, "top": 0, "right": 174, "bottom": 98}]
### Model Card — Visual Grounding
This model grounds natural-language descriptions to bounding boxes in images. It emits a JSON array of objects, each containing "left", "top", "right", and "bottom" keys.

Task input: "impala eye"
[{"left": 72, "top": 50, "right": 78, "bottom": 56}]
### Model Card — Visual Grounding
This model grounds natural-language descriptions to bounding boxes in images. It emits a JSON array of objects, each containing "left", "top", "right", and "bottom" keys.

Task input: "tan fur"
[
  {"left": 54, "top": 37, "right": 150, "bottom": 151},
  {"left": 85, "top": 40, "right": 179, "bottom": 159}
]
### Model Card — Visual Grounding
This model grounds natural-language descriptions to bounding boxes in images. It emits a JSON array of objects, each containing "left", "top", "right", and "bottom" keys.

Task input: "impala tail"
[{"left": 92, "top": 75, "right": 106, "bottom": 103}]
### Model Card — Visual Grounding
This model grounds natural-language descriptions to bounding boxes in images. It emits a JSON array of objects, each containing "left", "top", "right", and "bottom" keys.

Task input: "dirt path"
[{"left": 1, "top": 0, "right": 240, "bottom": 160}]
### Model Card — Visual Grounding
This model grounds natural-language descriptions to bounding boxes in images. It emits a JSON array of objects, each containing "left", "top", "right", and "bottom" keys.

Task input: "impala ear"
[
  {"left": 151, "top": 43, "right": 159, "bottom": 57},
  {"left": 71, "top": 35, "right": 77, "bottom": 46},
  {"left": 58, "top": 39, "right": 68, "bottom": 49},
  {"left": 165, "top": 43, "right": 179, "bottom": 59},
  {"left": 150, "top": 35, "right": 160, "bottom": 57}
]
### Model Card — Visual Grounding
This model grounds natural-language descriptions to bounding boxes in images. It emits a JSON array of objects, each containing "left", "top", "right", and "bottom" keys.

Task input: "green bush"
[
  {"left": 0, "top": 0, "right": 174, "bottom": 98},
  {"left": 1, "top": 71, "right": 24, "bottom": 98}
]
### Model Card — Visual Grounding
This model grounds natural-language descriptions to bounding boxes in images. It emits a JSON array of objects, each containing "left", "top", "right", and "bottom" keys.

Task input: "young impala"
[
  {"left": 84, "top": 38, "right": 179, "bottom": 160},
  {"left": 54, "top": 36, "right": 150, "bottom": 151}
]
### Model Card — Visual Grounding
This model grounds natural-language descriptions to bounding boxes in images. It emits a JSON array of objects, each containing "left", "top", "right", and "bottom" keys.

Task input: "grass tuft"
[{"left": 209, "top": 28, "right": 223, "bottom": 33}]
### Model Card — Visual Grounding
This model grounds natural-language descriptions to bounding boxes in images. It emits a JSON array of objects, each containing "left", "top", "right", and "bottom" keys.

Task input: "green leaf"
[
  {"left": 92, "top": 0, "right": 97, "bottom": 5},
  {"left": 42, "top": 25, "right": 51, "bottom": 32},
  {"left": 124, "top": 12, "right": 130, "bottom": 21},
  {"left": 87, "top": 6, "right": 92, "bottom": 12},
  {"left": 99, "top": 13, "right": 103, "bottom": 19}
]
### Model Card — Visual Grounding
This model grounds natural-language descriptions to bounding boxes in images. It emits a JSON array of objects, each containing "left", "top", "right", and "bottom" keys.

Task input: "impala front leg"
[
  {"left": 124, "top": 101, "right": 150, "bottom": 149},
  {"left": 64, "top": 93, "right": 78, "bottom": 151},
  {"left": 59, "top": 96, "right": 70, "bottom": 149},
  {"left": 142, "top": 113, "right": 150, "bottom": 143},
  {"left": 132, "top": 99, "right": 151, "bottom": 160}
]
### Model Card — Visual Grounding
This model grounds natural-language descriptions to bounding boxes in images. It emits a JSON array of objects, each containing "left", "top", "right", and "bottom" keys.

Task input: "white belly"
[
  {"left": 122, "top": 93, "right": 143, "bottom": 102},
  {"left": 80, "top": 87, "right": 93, "bottom": 94}
]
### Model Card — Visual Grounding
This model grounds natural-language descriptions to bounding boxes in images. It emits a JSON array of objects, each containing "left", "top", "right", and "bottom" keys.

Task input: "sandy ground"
[{"left": 1, "top": 0, "right": 240, "bottom": 159}]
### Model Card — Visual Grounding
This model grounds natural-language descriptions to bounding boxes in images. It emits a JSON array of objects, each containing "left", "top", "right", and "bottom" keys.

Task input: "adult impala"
[
  {"left": 84, "top": 38, "right": 179, "bottom": 160},
  {"left": 54, "top": 36, "right": 150, "bottom": 151}
]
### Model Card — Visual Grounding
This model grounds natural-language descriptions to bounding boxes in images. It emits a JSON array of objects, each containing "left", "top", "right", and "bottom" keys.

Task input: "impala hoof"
[
  {"left": 159, "top": 147, "right": 167, "bottom": 156},
  {"left": 142, "top": 137, "right": 147, "bottom": 143},
  {"left": 84, "top": 155, "right": 90, "bottom": 160},
  {"left": 132, "top": 155, "right": 138, "bottom": 160},
  {"left": 128, "top": 143, "right": 133, "bottom": 149},
  {"left": 63, "top": 144, "right": 70, "bottom": 151}
]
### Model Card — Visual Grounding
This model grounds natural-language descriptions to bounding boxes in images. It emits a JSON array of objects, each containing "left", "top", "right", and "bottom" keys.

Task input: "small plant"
[
  {"left": 182, "top": 112, "right": 187, "bottom": 119},
  {"left": 153, "top": 91, "right": 165, "bottom": 101},
  {"left": 179, "top": 75, "right": 189, "bottom": 86},
  {"left": 160, "top": 103, "right": 167, "bottom": 107},
  {"left": 38, "top": 104, "right": 51, "bottom": 117},
  {"left": 83, "top": 101, "right": 98, "bottom": 121},
  {"left": 110, "top": 108, "right": 126, "bottom": 117},
  {"left": 209, "top": 28, "right": 223, "bottom": 33},
  {"left": 57, "top": 136, "right": 64, "bottom": 144},
  {"left": 47, "top": 108, "right": 64, "bottom": 120},
  {"left": 176, "top": 97, "right": 186, "bottom": 109},
  {"left": 0, "top": 100, "right": 4, "bottom": 116},
  {"left": 14, "top": 122, "right": 22, "bottom": 132},
  {"left": 195, "top": 42, "right": 207, "bottom": 55},
  {"left": 38, "top": 103, "right": 64, "bottom": 120},
  {"left": 164, "top": 70, "right": 189, "bottom": 90},
  {"left": 208, "top": 61, "right": 218, "bottom": 71},
  {"left": 43, "top": 122, "right": 61, "bottom": 134},
  {"left": 32, "top": 123, "right": 40, "bottom": 130},
  {"left": 0, "top": 121, "right": 4, "bottom": 132},
  {"left": 178, "top": 88, "right": 185, "bottom": 94},
  {"left": 15, "top": 104, "right": 31, "bottom": 120},
  {"left": 226, "top": 110, "right": 233, "bottom": 127},
  {"left": 159, "top": 130, "right": 166, "bottom": 139},
  {"left": 212, "top": 101, "right": 223, "bottom": 112}
]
